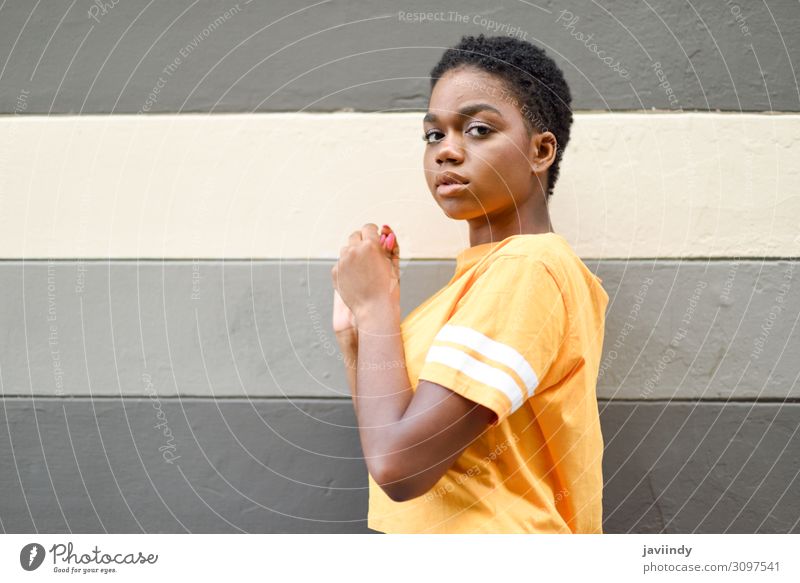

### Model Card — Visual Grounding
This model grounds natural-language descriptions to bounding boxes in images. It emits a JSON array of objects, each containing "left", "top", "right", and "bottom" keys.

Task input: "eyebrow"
[{"left": 423, "top": 103, "right": 504, "bottom": 124}]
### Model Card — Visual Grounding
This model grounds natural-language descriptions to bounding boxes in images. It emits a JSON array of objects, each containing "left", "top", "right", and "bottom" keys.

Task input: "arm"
[
  {"left": 355, "top": 299, "right": 496, "bottom": 502},
  {"left": 333, "top": 286, "right": 360, "bottom": 413},
  {"left": 335, "top": 328, "right": 359, "bottom": 415},
  {"left": 333, "top": 224, "right": 495, "bottom": 502}
]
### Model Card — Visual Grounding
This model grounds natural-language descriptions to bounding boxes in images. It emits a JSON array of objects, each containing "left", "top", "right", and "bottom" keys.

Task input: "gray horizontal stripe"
[
  {"left": 0, "top": 398, "right": 797, "bottom": 533},
  {"left": 0, "top": 260, "right": 797, "bottom": 400},
  {"left": 0, "top": 0, "right": 797, "bottom": 114},
  {"left": 0, "top": 397, "right": 368, "bottom": 533},
  {"left": 600, "top": 401, "right": 800, "bottom": 534}
]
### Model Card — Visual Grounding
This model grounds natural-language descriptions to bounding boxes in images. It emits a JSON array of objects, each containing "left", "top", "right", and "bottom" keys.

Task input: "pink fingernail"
[
  {"left": 380, "top": 233, "right": 386, "bottom": 245},
  {"left": 386, "top": 232, "right": 395, "bottom": 250}
]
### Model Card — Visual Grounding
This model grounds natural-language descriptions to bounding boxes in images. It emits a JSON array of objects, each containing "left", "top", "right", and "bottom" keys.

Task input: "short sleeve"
[{"left": 417, "top": 255, "right": 568, "bottom": 426}]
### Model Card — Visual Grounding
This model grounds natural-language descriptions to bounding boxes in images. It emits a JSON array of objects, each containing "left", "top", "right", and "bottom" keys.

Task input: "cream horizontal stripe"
[
  {"left": 0, "top": 113, "right": 797, "bottom": 258},
  {"left": 424, "top": 345, "right": 524, "bottom": 414},
  {"left": 434, "top": 324, "right": 539, "bottom": 397}
]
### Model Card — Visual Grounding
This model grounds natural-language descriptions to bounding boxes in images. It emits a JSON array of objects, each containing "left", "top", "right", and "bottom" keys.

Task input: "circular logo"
[{"left": 20, "top": 543, "right": 46, "bottom": 571}]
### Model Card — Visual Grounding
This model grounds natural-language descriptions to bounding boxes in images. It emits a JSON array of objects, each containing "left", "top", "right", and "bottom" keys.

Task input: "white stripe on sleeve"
[
  {"left": 433, "top": 324, "right": 540, "bottom": 397},
  {"left": 423, "top": 345, "right": 525, "bottom": 413}
]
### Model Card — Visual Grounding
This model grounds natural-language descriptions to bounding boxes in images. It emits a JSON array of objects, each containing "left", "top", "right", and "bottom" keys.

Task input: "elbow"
[
  {"left": 376, "top": 476, "right": 421, "bottom": 503},
  {"left": 371, "top": 463, "right": 428, "bottom": 503}
]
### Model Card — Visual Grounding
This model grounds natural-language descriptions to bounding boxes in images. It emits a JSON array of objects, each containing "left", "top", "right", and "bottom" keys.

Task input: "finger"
[
  {"left": 387, "top": 232, "right": 400, "bottom": 279},
  {"left": 348, "top": 230, "right": 362, "bottom": 246},
  {"left": 385, "top": 230, "right": 399, "bottom": 259},
  {"left": 361, "top": 223, "right": 380, "bottom": 243},
  {"left": 380, "top": 225, "right": 396, "bottom": 251},
  {"left": 385, "top": 232, "right": 398, "bottom": 254}
]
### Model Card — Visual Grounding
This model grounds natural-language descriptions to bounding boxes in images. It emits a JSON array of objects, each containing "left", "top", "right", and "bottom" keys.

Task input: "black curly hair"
[{"left": 429, "top": 34, "right": 573, "bottom": 199}]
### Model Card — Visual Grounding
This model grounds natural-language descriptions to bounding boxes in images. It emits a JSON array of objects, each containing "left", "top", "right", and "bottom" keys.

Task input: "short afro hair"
[{"left": 428, "top": 34, "right": 573, "bottom": 199}]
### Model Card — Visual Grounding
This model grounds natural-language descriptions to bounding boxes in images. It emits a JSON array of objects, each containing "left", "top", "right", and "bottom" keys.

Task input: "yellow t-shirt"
[{"left": 367, "top": 233, "right": 609, "bottom": 534}]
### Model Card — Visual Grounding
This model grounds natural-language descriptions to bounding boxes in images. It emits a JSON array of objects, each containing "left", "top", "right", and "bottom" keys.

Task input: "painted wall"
[{"left": 1, "top": 0, "right": 798, "bottom": 533}]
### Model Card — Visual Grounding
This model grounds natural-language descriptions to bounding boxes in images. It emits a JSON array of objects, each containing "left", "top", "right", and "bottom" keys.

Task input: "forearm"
[
  {"left": 335, "top": 329, "right": 359, "bottom": 414},
  {"left": 355, "top": 300, "right": 414, "bottom": 474}
]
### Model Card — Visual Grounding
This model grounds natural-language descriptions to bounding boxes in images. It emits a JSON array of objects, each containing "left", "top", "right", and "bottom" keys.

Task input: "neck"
[{"left": 466, "top": 194, "right": 553, "bottom": 247}]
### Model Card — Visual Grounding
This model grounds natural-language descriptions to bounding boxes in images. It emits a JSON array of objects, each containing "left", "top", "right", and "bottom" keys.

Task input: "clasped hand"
[{"left": 331, "top": 223, "right": 400, "bottom": 331}]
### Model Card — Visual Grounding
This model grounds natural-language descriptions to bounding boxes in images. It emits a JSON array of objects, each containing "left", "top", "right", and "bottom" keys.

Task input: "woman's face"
[{"left": 422, "top": 66, "right": 543, "bottom": 221}]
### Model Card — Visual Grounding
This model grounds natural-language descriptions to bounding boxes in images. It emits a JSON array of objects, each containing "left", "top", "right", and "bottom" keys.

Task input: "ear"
[{"left": 528, "top": 131, "right": 558, "bottom": 177}]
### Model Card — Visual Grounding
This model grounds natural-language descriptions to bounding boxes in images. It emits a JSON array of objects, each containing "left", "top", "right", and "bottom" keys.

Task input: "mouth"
[
  {"left": 435, "top": 172, "right": 470, "bottom": 196},
  {"left": 436, "top": 182, "right": 470, "bottom": 196}
]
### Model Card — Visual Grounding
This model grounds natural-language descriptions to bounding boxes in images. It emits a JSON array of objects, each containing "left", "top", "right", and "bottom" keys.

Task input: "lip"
[
  {"left": 435, "top": 171, "right": 470, "bottom": 196},
  {"left": 435, "top": 171, "right": 469, "bottom": 187},
  {"left": 436, "top": 182, "right": 469, "bottom": 196}
]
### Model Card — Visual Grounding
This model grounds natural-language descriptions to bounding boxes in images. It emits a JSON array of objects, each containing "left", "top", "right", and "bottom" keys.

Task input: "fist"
[{"left": 331, "top": 223, "right": 400, "bottom": 333}]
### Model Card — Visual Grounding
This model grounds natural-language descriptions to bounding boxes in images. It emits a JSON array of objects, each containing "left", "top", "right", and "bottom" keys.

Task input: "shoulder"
[
  {"left": 487, "top": 236, "right": 609, "bottom": 317},
  {"left": 477, "top": 235, "right": 571, "bottom": 285},
  {"left": 499, "top": 234, "right": 571, "bottom": 263},
  {"left": 468, "top": 251, "right": 564, "bottom": 304}
]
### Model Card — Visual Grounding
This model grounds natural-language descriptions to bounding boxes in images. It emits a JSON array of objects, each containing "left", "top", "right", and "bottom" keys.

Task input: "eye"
[
  {"left": 423, "top": 124, "right": 493, "bottom": 144},
  {"left": 466, "top": 123, "right": 493, "bottom": 137},
  {"left": 422, "top": 129, "right": 443, "bottom": 144}
]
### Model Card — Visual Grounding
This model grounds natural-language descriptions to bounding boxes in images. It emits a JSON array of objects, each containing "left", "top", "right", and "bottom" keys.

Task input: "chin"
[
  {"left": 435, "top": 199, "right": 484, "bottom": 221},
  {"left": 432, "top": 188, "right": 485, "bottom": 218}
]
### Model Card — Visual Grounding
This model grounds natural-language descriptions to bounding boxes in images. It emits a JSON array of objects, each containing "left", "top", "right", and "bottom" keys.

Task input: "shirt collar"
[
  {"left": 454, "top": 240, "right": 504, "bottom": 275},
  {"left": 454, "top": 233, "right": 566, "bottom": 276}
]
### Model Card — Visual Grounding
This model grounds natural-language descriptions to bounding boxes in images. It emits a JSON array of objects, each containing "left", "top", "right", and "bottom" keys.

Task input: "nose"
[{"left": 435, "top": 134, "right": 465, "bottom": 165}]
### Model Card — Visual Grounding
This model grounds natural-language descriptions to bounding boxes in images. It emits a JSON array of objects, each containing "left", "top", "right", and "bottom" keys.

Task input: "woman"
[{"left": 331, "top": 34, "right": 609, "bottom": 533}]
